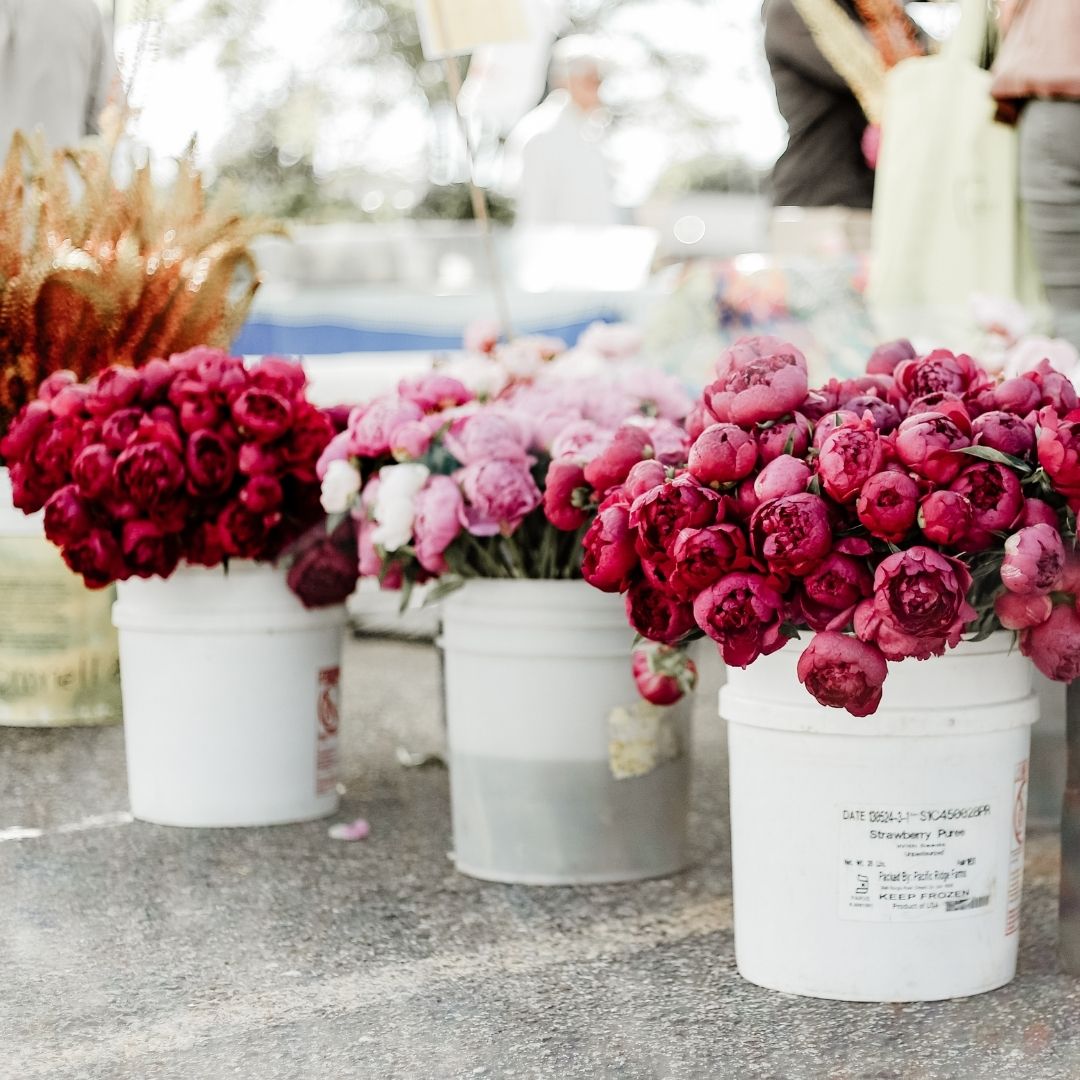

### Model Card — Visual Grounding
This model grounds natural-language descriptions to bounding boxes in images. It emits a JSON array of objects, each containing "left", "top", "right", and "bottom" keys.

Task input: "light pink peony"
[
  {"left": 704, "top": 336, "right": 809, "bottom": 426},
  {"left": 445, "top": 411, "right": 530, "bottom": 465},
  {"left": 1021, "top": 603, "right": 1080, "bottom": 682},
  {"left": 458, "top": 459, "right": 541, "bottom": 537},
  {"left": 1000, "top": 523, "right": 1065, "bottom": 595},
  {"left": 413, "top": 475, "right": 465, "bottom": 574},
  {"left": 347, "top": 396, "right": 424, "bottom": 458}
]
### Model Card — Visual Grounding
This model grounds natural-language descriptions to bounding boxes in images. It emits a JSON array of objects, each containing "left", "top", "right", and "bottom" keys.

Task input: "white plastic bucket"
[
  {"left": 441, "top": 579, "right": 691, "bottom": 885},
  {"left": 0, "top": 468, "right": 121, "bottom": 727},
  {"left": 113, "top": 560, "right": 347, "bottom": 827},
  {"left": 720, "top": 633, "right": 1038, "bottom": 1001}
]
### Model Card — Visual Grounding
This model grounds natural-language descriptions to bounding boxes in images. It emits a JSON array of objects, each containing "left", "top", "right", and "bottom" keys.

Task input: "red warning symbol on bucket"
[{"left": 316, "top": 666, "right": 340, "bottom": 795}]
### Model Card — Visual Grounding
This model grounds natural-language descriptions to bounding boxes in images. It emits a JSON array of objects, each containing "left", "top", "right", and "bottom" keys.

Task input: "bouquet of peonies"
[
  {"left": 317, "top": 333, "right": 694, "bottom": 606},
  {"left": 0, "top": 348, "right": 356, "bottom": 606},
  {"left": 550, "top": 334, "right": 1080, "bottom": 716}
]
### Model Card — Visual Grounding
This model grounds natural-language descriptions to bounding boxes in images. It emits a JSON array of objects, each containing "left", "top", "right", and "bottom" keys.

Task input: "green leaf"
[
  {"left": 423, "top": 575, "right": 466, "bottom": 606},
  {"left": 955, "top": 444, "right": 1033, "bottom": 474},
  {"left": 779, "top": 621, "right": 802, "bottom": 640}
]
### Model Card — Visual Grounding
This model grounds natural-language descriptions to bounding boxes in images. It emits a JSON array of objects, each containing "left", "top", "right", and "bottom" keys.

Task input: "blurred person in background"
[
  {"left": 502, "top": 35, "right": 617, "bottom": 227},
  {"left": 762, "top": 0, "right": 920, "bottom": 256},
  {"left": 0, "top": 0, "right": 117, "bottom": 153},
  {"left": 993, "top": 2, "right": 1080, "bottom": 349}
]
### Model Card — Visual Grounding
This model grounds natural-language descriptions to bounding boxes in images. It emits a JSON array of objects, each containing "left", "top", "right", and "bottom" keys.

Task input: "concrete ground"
[{"left": 3, "top": 636, "right": 1080, "bottom": 1080}]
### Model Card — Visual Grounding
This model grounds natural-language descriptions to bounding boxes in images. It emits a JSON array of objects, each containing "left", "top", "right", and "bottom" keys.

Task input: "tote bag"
[{"left": 868, "top": 0, "right": 1043, "bottom": 345}]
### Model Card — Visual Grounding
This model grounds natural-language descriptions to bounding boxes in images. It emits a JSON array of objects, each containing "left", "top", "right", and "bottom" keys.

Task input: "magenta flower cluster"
[
  {"left": 1, "top": 349, "right": 336, "bottom": 591},
  {"left": 547, "top": 335, "right": 1080, "bottom": 716}
]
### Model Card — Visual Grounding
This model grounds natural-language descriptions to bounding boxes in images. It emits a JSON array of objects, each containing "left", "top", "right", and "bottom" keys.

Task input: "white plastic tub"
[
  {"left": 721, "top": 633, "right": 1038, "bottom": 1001},
  {"left": 113, "top": 560, "right": 347, "bottom": 827},
  {"left": 0, "top": 468, "right": 120, "bottom": 726},
  {"left": 441, "top": 579, "right": 691, "bottom": 885}
]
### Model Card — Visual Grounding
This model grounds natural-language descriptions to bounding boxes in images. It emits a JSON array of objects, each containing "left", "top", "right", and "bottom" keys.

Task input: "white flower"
[
  {"left": 371, "top": 463, "right": 430, "bottom": 552},
  {"left": 1004, "top": 336, "right": 1080, "bottom": 386},
  {"left": 320, "top": 459, "right": 362, "bottom": 514}
]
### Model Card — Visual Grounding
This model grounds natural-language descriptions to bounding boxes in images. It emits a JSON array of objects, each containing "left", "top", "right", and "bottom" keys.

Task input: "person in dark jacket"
[{"left": 763, "top": 0, "right": 874, "bottom": 210}]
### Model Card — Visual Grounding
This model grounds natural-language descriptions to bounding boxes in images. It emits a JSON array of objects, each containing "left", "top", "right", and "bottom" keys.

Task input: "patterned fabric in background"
[{"left": 643, "top": 255, "right": 880, "bottom": 389}]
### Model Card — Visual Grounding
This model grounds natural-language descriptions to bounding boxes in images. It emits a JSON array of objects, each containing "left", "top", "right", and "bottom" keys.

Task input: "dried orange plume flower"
[{"left": 0, "top": 130, "right": 281, "bottom": 437}]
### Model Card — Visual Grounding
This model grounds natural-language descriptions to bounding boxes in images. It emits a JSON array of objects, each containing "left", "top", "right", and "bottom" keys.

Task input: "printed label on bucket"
[
  {"left": 316, "top": 666, "right": 340, "bottom": 797},
  {"left": 837, "top": 801, "right": 998, "bottom": 922}
]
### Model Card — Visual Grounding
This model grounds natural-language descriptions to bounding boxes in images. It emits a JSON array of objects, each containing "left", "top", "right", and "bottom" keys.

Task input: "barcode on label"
[{"left": 946, "top": 894, "right": 990, "bottom": 913}]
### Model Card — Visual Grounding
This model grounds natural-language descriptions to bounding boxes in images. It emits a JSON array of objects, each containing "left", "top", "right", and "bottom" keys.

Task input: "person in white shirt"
[
  {"left": 0, "top": 0, "right": 117, "bottom": 153},
  {"left": 503, "top": 36, "right": 617, "bottom": 227}
]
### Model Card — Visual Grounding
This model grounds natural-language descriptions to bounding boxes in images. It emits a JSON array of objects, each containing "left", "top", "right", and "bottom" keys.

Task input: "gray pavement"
[{"left": 3, "top": 637, "right": 1080, "bottom": 1080}]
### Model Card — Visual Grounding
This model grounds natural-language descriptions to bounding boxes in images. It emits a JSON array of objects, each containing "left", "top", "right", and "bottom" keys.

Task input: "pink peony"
[
  {"left": 844, "top": 394, "right": 902, "bottom": 433},
  {"left": 391, "top": 420, "right": 433, "bottom": 462},
  {"left": 750, "top": 493, "right": 833, "bottom": 576},
  {"left": 670, "top": 523, "right": 751, "bottom": 599},
  {"left": 623, "top": 459, "right": 668, "bottom": 501},
  {"left": 816, "top": 420, "right": 884, "bottom": 504},
  {"left": 796, "top": 551, "right": 874, "bottom": 631},
  {"left": 867, "top": 339, "right": 916, "bottom": 376},
  {"left": 630, "top": 475, "right": 723, "bottom": 579},
  {"left": 995, "top": 591, "right": 1053, "bottom": 631},
  {"left": 993, "top": 377, "right": 1042, "bottom": 416},
  {"left": 797, "top": 631, "right": 888, "bottom": 716},
  {"left": 632, "top": 645, "right": 698, "bottom": 706},
  {"left": 1021, "top": 498, "right": 1060, "bottom": 530},
  {"left": 625, "top": 579, "right": 696, "bottom": 644},
  {"left": 458, "top": 459, "right": 541, "bottom": 537},
  {"left": 1000, "top": 523, "right": 1065, "bottom": 595},
  {"left": 704, "top": 336, "right": 809, "bottom": 425},
  {"left": 894, "top": 349, "right": 983, "bottom": 400},
  {"left": 919, "top": 490, "right": 974, "bottom": 548},
  {"left": 687, "top": 423, "right": 758, "bottom": 486},
  {"left": 1021, "top": 604, "right": 1080, "bottom": 682},
  {"left": 347, "top": 396, "right": 425, "bottom": 458},
  {"left": 856, "top": 472, "right": 919, "bottom": 543},
  {"left": 445, "top": 411, "right": 530, "bottom": 465},
  {"left": 397, "top": 373, "right": 473, "bottom": 412},
  {"left": 582, "top": 496, "right": 638, "bottom": 592},
  {"left": 811, "top": 410, "right": 860, "bottom": 450},
  {"left": 1036, "top": 408, "right": 1080, "bottom": 505},
  {"left": 757, "top": 412, "right": 812, "bottom": 464},
  {"left": 971, "top": 411, "right": 1035, "bottom": 458},
  {"left": 413, "top": 475, "right": 464, "bottom": 574},
  {"left": 231, "top": 387, "right": 294, "bottom": 443},
  {"left": 61, "top": 528, "right": 129, "bottom": 589},
  {"left": 894, "top": 412, "right": 969, "bottom": 484},
  {"left": 584, "top": 424, "right": 654, "bottom": 495},
  {"left": 948, "top": 462, "right": 1024, "bottom": 549},
  {"left": 854, "top": 547, "right": 975, "bottom": 660},
  {"left": 692, "top": 571, "right": 786, "bottom": 667},
  {"left": 543, "top": 459, "right": 590, "bottom": 531},
  {"left": 754, "top": 456, "right": 811, "bottom": 502}
]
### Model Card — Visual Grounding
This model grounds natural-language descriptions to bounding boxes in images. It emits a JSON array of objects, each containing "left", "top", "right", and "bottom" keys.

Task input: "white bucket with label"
[
  {"left": 441, "top": 579, "right": 691, "bottom": 885},
  {"left": 721, "top": 633, "right": 1038, "bottom": 1001},
  {"left": 113, "top": 560, "right": 346, "bottom": 828},
  {"left": 0, "top": 468, "right": 121, "bottom": 726}
]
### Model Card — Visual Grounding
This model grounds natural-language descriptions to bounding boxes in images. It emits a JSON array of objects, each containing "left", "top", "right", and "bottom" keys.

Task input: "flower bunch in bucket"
[
  {"left": 316, "top": 332, "right": 694, "bottom": 608},
  {"left": 552, "top": 334, "right": 1080, "bottom": 716},
  {"left": 0, "top": 348, "right": 356, "bottom": 605}
]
